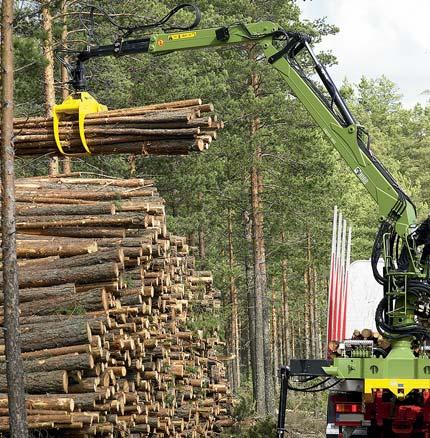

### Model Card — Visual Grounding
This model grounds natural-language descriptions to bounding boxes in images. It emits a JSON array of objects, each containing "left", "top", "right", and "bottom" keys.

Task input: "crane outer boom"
[{"left": 147, "top": 22, "right": 417, "bottom": 237}]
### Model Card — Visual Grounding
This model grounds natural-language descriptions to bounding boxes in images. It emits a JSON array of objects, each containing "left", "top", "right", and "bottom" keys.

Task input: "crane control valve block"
[{"left": 339, "top": 340, "right": 374, "bottom": 358}]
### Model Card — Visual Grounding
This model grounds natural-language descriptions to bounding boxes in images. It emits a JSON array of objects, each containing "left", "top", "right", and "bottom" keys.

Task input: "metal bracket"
[{"left": 215, "top": 27, "right": 230, "bottom": 42}]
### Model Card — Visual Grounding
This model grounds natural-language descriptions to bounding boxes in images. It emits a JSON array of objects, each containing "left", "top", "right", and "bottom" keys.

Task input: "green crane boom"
[
  {"left": 147, "top": 22, "right": 418, "bottom": 236},
  {"left": 72, "top": 21, "right": 417, "bottom": 237}
]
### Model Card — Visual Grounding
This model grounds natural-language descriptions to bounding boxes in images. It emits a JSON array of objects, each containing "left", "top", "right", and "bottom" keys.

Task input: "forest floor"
[
  {"left": 285, "top": 410, "right": 326, "bottom": 437},
  {"left": 226, "top": 409, "right": 325, "bottom": 437}
]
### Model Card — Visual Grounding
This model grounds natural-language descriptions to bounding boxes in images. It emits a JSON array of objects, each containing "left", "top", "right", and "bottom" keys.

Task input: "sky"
[{"left": 298, "top": 0, "right": 430, "bottom": 107}]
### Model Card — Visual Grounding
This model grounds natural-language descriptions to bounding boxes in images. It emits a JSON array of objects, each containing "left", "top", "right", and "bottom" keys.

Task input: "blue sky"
[{"left": 299, "top": 0, "right": 430, "bottom": 107}]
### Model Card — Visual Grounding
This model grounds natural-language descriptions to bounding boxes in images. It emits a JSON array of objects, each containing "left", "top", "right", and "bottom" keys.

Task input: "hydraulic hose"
[{"left": 375, "top": 293, "right": 428, "bottom": 339}]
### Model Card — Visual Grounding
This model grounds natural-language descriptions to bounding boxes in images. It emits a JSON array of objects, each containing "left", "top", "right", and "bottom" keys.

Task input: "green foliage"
[
  {"left": 122, "top": 273, "right": 136, "bottom": 288},
  {"left": 165, "top": 392, "right": 175, "bottom": 408},
  {"left": 232, "top": 383, "right": 255, "bottom": 421},
  {"left": 186, "top": 311, "right": 220, "bottom": 337},
  {"left": 14, "top": 36, "right": 45, "bottom": 115},
  {"left": 184, "top": 365, "right": 198, "bottom": 374},
  {"left": 246, "top": 417, "right": 277, "bottom": 438},
  {"left": 288, "top": 392, "right": 328, "bottom": 418}
]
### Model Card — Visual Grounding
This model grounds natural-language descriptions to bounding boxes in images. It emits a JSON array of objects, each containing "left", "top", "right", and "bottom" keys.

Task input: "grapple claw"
[{"left": 52, "top": 92, "right": 108, "bottom": 155}]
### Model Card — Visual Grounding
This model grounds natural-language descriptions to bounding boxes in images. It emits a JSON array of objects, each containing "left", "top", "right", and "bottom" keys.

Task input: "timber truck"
[{"left": 55, "top": 4, "right": 430, "bottom": 437}]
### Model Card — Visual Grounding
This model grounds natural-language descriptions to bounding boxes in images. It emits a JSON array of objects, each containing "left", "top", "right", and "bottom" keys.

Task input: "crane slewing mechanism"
[{"left": 56, "top": 4, "right": 430, "bottom": 436}]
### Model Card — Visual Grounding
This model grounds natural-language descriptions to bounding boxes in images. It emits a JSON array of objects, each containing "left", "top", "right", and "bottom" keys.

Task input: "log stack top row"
[
  {"left": 0, "top": 175, "right": 232, "bottom": 437},
  {"left": 11, "top": 98, "right": 223, "bottom": 157}
]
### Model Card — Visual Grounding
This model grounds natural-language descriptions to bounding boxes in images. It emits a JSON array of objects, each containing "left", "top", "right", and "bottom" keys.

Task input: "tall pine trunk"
[
  {"left": 313, "top": 268, "right": 322, "bottom": 358},
  {"left": 227, "top": 210, "right": 240, "bottom": 391},
  {"left": 291, "top": 303, "right": 296, "bottom": 358},
  {"left": 271, "top": 278, "right": 279, "bottom": 392},
  {"left": 221, "top": 265, "right": 233, "bottom": 387},
  {"left": 60, "top": 0, "right": 72, "bottom": 174},
  {"left": 1, "top": 1, "right": 29, "bottom": 435},
  {"left": 297, "top": 316, "right": 303, "bottom": 358},
  {"left": 281, "top": 248, "right": 291, "bottom": 364},
  {"left": 311, "top": 266, "right": 318, "bottom": 357},
  {"left": 304, "top": 270, "right": 311, "bottom": 358},
  {"left": 308, "top": 232, "right": 316, "bottom": 357},
  {"left": 304, "top": 231, "right": 312, "bottom": 358},
  {"left": 41, "top": 0, "right": 58, "bottom": 175},
  {"left": 244, "top": 210, "right": 257, "bottom": 401},
  {"left": 250, "top": 160, "right": 267, "bottom": 415},
  {"left": 250, "top": 68, "right": 274, "bottom": 413},
  {"left": 311, "top": 235, "right": 322, "bottom": 358}
]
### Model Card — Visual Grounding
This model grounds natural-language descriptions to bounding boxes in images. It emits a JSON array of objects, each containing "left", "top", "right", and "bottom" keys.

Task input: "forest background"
[{"left": 10, "top": 0, "right": 430, "bottom": 434}]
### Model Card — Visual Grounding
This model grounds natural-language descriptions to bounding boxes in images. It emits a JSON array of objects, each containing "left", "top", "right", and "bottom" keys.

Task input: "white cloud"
[{"left": 299, "top": 0, "right": 430, "bottom": 107}]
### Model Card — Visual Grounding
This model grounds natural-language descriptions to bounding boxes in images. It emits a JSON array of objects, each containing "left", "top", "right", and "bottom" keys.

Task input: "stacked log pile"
[
  {"left": 328, "top": 328, "right": 392, "bottom": 359},
  {"left": 0, "top": 176, "right": 232, "bottom": 437},
  {"left": 10, "top": 99, "right": 223, "bottom": 156}
]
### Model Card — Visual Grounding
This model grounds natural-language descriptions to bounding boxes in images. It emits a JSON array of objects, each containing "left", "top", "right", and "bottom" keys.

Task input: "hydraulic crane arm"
[
  {"left": 70, "top": 21, "right": 416, "bottom": 237},
  {"left": 148, "top": 24, "right": 417, "bottom": 238}
]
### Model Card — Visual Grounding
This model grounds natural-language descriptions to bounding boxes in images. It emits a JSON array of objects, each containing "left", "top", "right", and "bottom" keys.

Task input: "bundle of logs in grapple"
[
  {"left": 11, "top": 99, "right": 222, "bottom": 156},
  {"left": 0, "top": 176, "right": 233, "bottom": 437}
]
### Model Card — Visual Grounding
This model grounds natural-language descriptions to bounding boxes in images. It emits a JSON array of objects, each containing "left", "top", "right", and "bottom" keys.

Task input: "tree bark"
[
  {"left": 304, "top": 271, "right": 311, "bottom": 358},
  {"left": 10, "top": 240, "right": 97, "bottom": 258},
  {"left": 0, "top": 283, "right": 75, "bottom": 305},
  {"left": 0, "top": 395, "right": 73, "bottom": 411},
  {"left": 4, "top": 287, "right": 108, "bottom": 317},
  {"left": 314, "top": 269, "right": 323, "bottom": 357},
  {"left": 0, "top": 353, "right": 93, "bottom": 374},
  {"left": 1, "top": 0, "right": 29, "bottom": 435},
  {"left": 0, "top": 370, "right": 68, "bottom": 394},
  {"left": 3, "top": 262, "right": 119, "bottom": 289},
  {"left": 227, "top": 210, "right": 240, "bottom": 391},
  {"left": 60, "top": 0, "right": 72, "bottom": 174},
  {"left": 311, "top": 264, "right": 318, "bottom": 357},
  {"left": 304, "top": 231, "right": 312, "bottom": 358},
  {"left": 29, "top": 248, "right": 123, "bottom": 271},
  {"left": 310, "top": 233, "right": 315, "bottom": 357},
  {"left": 16, "top": 320, "right": 91, "bottom": 352},
  {"left": 271, "top": 277, "right": 279, "bottom": 392},
  {"left": 250, "top": 154, "right": 266, "bottom": 416},
  {"left": 17, "top": 203, "right": 115, "bottom": 217},
  {"left": 280, "top": 243, "right": 291, "bottom": 364},
  {"left": 291, "top": 316, "right": 296, "bottom": 359},
  {"left": 250, "top": 69, "right": 274, "bottom": 415},
  {"left": 41, "top": 0, "right": 55, "bottom": 115},
  {"left": 20, "top": 344, "right": 91, "bottom": 361},
  {"left": 60, "top": 0, "right": 69, "bottom": 104},
  {"left": 244, "top": 210, "right": 257, "bottom": 400},
  {"left": 41, "top": 0, "right": 58, "bottom": 175}
]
